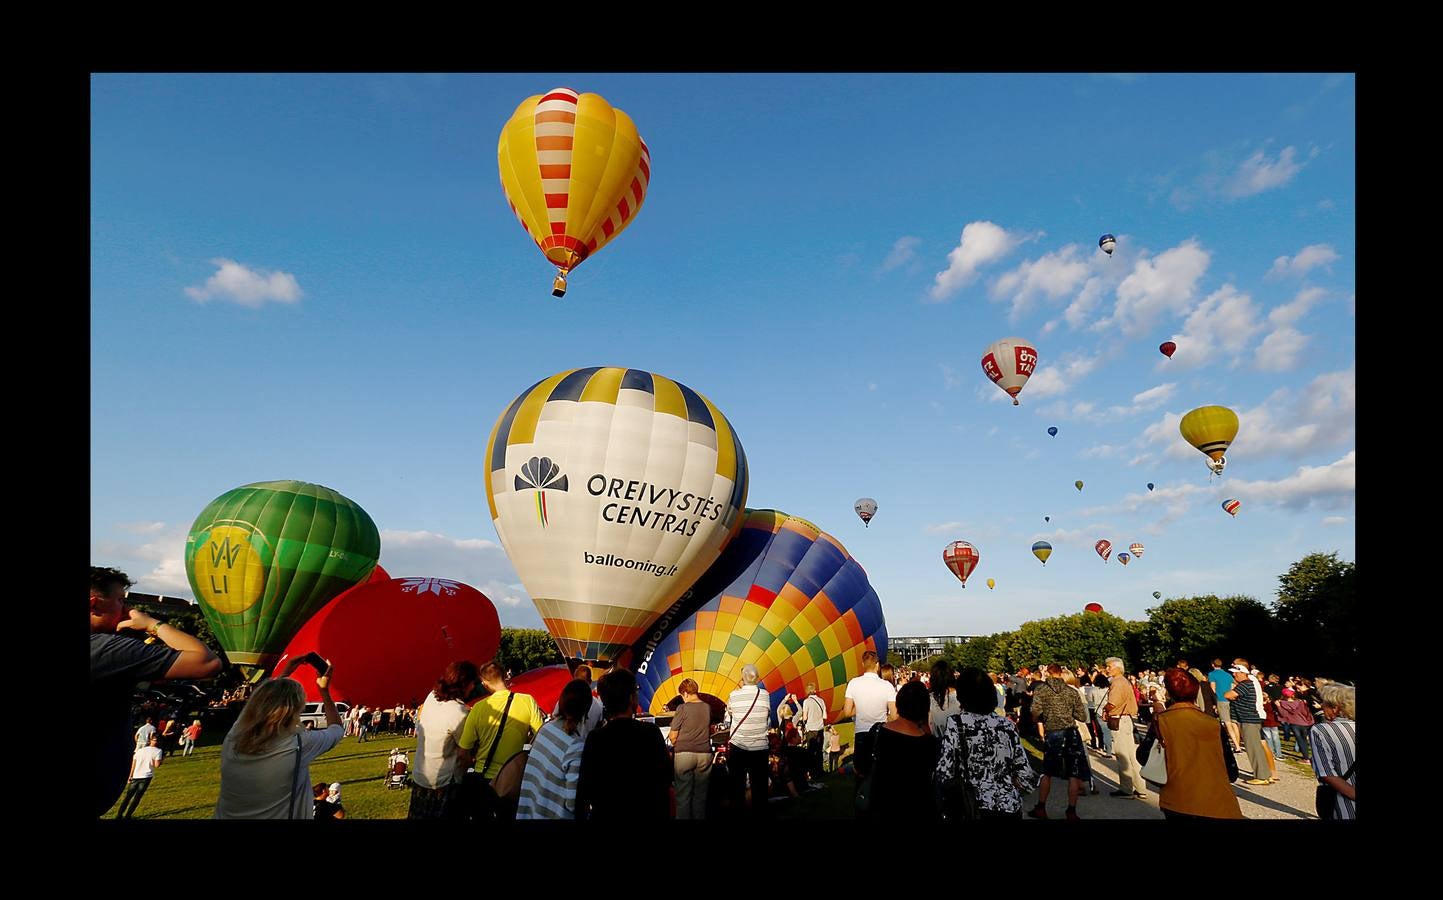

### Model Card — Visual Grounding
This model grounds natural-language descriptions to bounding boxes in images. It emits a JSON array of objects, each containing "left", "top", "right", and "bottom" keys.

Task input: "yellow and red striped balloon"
[{"left": 498, "top": 88, "right": 651, "bottom": 297}]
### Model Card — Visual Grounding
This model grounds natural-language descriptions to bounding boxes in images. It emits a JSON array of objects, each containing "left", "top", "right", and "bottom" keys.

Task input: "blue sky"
[{"left": 91, "top": 73, "right": 1355, "bottom": 637}]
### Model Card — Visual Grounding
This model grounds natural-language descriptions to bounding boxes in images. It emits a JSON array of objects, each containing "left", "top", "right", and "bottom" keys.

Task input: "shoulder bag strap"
[
  {"left": 733, "top": 687, "right": 761, "bottom": 735},
  {"left": 481, "top": 691, "right": 517, "bottom": 777},
  {"left": 289, "top": 732, "right": 303, "bottom": 820}
]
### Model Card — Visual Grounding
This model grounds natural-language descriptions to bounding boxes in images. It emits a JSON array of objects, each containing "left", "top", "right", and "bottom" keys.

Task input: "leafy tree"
[
  {"left": 496, "top": 628, "right": 565, "bottom": 674},
  {"left": 1273, "top": 552, "right": 1357, "bottom": 678}
]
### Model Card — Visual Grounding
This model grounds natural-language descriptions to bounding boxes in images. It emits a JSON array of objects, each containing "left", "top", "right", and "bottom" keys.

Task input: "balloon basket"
[{"left": 551, "top": 274, "right": 567, "bottom": 298}]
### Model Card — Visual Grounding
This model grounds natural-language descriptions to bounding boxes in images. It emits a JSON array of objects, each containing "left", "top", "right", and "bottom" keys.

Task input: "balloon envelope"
[
  {"left": 986, "top": 578, "right": 996, "bottom": 590},
  {"left": 1180, "top": 406, "right": 1240, "bottom": 474},
  {"left": 1118, "top": 553, "right": 1131, "bottom": 566},
  {"left": 1160, "top": 341, "right": 1177, "bottom": 358},
  {"left": 1147, "top": 483, "right": 1155, "bottom": 491},
  {"left": 1084, "top": 602, "right": 1104, "bottom": 613},
  {"left": 854, "top": 498, "right": 878, "bottom": 526},
  {"left": 1129, "top": 543, "right": 1145, "bottom": 558},
  {"left": 508, "top": 664, "right": 579, "bottom": 717},
  {"left": 1075, "top": 481, "right": 1084, "bottom": 491},
  {"left": 1098, "top": 234, "right": 1117, "bottom": 255},
  {"left": 981, "top": 337, "right": 1038, "bottom": 406},
  {"left": 498, "top": 88, "right": 650, "bottom": 295},
  {"left": 1152, "top": 591, "right": 1163, "bottom": 600},
  {"left": 1222, "top": 499, "right": 1241, "bottom": 517},
  {"left": 1031, "top": 541, "right": 1052, "bottom": 565},
  {"left": 943, "top": 541, "right": 980, "bottom": 587},
  {"left": 1095, "top": 540, "right": 1112, "bottom": 562},
  {"left": 627, "top": 509, "right": 887, "bottom": 722},
  {"left": 1047, "top": 426, "right": 1058, "bottom": 437},
  {"left": 185, "top": 480, "right": 381, "bottom": 670},
  {"left": 486, "top": 367, "right": 750, "bottom": 663},
  {"left": 279, "top": 577, "right": 501, "bottom": 704}
]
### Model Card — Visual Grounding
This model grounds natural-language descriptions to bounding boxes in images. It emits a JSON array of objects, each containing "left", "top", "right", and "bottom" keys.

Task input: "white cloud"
[
  {"left": 997, "top": 352, "right": 1102, "bottom": 403},
  {"left": 1046, "top": 382, "right": 1177, "bottom": 425},
  {"left": 1227, "top": 452, "right": 1355, "bottom": 511},
  {"left": 1267, "top": 244, "right": 1339, "bottom": 279},
  {"left": 1081, "top": 444, "right": 1123, "bottom": 459},
  {"left": 1254, "top": 327, "right": 1311, "bottom": 372},
  {"left": 882, "top": 236, "right": 921, "bottom": 272},
  {"left": 1132, "top": 383, "right": 1177, "bottom": 407},
  {"left": 375, "top": 529, "right": 539, "bottom": 626},
  {"left": 867, "top": 382, "right": 878, "bottom": 392},
  {"left": 926, "top": 521, "right": 967, "bottom": 534},
  {"left": 991, "top": 244, "right": 1091, "bottom": 320},
  {"left": 1321, "top": 516, "right": 1348, "bottom": 526},
  {"left": 929, "top": 221, "right": 1028, "bottom": 301},
  {"left": 939, "top": 363, "right": 962, "bottom": 391},
  {"left": 93, "top": 524, "right": 193, "bottom": 597},
  {"left": 1164, "top": 284, "right": 1263, "bottom": 369},
  {"left": 185, "top": 258, "right": 303, "bottom": 307},
  {"left": 1103, "top": 240, "right": 1211, "bottom": 336},
  {"left": 1226, "top": 146, "right": 1306, "bottom": 198},
  {"left": 1064, "top": 277, "right": 1108, "bottom": 330},
  {"left": 119, "top": 521, "right": 166, "bottom": 534},
  {"left": 1268, "top": 287, "right": 1327, "bottom": 327}
]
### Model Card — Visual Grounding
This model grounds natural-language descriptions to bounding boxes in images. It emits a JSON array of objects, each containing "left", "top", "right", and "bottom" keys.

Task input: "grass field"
[{"left": 106, "top": 722, "right": 862, "bottom": 820}]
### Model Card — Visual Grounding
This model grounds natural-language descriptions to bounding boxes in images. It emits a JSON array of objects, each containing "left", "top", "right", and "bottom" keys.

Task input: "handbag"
[
  {"left": 1315, "top": 759, "right": 1356, "bottom": 820},
  {"left": 938, "top": 719, "right": 982, "bottom": 820},
  {"left": 1222, "top": 723, "right": 1239, "bottom": 783},
  {"left": 1140, "top": 741, "right": 1168, "bottom": 785}
]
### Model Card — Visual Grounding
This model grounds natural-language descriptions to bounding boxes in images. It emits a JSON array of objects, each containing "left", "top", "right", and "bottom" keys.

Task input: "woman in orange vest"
[{"left": 1137, "top": 668, "right": 1242, "bottom": 820}]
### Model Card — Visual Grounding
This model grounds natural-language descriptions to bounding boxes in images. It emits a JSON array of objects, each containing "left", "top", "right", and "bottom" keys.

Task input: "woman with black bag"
[{"left": 933, "top": 668, "right": 1036, "bottom": 819}]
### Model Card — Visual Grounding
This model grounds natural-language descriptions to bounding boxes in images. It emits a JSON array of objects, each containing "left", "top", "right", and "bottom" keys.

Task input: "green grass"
[{"left": 104, "top": 736, "right": 415, "bottom": 820}]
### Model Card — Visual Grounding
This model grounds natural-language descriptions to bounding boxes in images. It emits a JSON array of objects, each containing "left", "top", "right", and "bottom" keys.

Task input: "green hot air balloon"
[{"left": 184, "top": 480, "right": 380, "bottom": 671}]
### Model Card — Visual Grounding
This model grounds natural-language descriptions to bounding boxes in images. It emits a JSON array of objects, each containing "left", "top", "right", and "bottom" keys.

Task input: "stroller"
[{"left": 385, "top": 748, "right": 410, "bottom": 789}]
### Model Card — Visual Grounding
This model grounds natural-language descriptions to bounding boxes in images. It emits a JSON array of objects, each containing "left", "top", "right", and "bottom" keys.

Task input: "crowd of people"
[{"left": 93, "top": 564, "right": 1356, "bottom": 821}]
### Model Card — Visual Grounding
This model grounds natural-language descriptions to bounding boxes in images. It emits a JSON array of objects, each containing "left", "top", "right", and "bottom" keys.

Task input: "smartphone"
[{"left": 301, "top": 652, "right": 329, "bottom": 672}]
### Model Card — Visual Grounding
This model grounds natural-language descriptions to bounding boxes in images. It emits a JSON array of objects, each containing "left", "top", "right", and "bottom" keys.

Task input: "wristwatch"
[{"left": 145, "top": 621, "right": 165, "bottom": 638}]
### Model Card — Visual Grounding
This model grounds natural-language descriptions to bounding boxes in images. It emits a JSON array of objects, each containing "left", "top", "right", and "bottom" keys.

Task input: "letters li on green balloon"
[{"left": 184, "top": 480, "right": 380, "bottom": 669}]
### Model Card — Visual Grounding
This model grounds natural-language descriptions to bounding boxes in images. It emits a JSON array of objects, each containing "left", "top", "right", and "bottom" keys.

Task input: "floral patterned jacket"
[{"left": 933, "top": 711, "right": 1038, "bottom": 814}]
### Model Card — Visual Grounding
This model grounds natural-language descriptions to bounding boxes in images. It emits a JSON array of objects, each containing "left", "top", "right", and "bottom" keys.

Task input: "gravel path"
[{"left": 1022, "top": 734, "right": 1319, "bottom": 820}]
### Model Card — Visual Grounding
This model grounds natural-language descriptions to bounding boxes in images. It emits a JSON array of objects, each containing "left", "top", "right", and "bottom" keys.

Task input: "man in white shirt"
[
  {"left": 798, "top": 682, "right": 828, "bottom": 781},
  {"left": 843, "top": 650, "right": 897, "bottom": 781},
  {"left": 134, "top": 717, "right": 156, "bottom": 751},
  {"left": 116, "top": 735, "right": 164, "bottom": 818},
  {"left": 726, "top": 664, "right": 772, "bottom": 817}
]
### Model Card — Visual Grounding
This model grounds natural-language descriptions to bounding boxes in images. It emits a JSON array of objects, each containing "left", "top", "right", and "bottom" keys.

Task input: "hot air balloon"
[
  {"left": 1099, "top": 234, "right": 1117, "bottom": 256},
  {"left": 1129, "top": 543, "right": 1144, "bottom": 559},
  {"left": 1095, "top": 540, "right": 1112, "bottom": 563},
  {"left": 981, "top": 337, "right": 1039, "bottom": 406},
  {"left": 1222, "top": 499, "right": 1241, "bottom": 517},
  {"left": 1118, "top": 552, "right": 1131, "bottom": 566},
  {"left": 277, "top": 577, "right": 501, "bottom": 704},
  {"left": 1084, "top": 602, "right": 1104, "bottom": 614},
  {"left": 486, "top": 367, "right": 749, "bottom": 663},
  {"left": 1075, "top": 480, "right": 1084, "bottom": 492},
  {"left": 1047, "top": 426, "right": 1058, "bottom": 437},
  {"left": 943, "top": 541, "right": 980, "bottom": 588},
  {"left": 1152, "top": 591, "right": 1162, "bottom": 600},
  {"left": 854, "top": 498, "right": 878, "bottom": 527},
  {"left": 625, "top": 509, "right": 887, "bottom": 722},
  {"left": 498, "top": 88, "right": 651, "bottom": 298},
  {"left": 507, "top": 663, "right": 579, "bottom": 716},
  {"left": 184, "top": 480, "right": 381, "bottom": 671},
  {"left": 1032, "top": 541, "right": 1052, "bottom": 565},
  {"left": 986, "top": 578, "right": 996, "bottom": 590},
  {"left": 1147, "top": 483, "right": 1155, "bottom": 491},
  {"left": 1179, "top": 405, "right": 1240, "bottom": 476},
  {"left": 1044, "top": 516, "right": 1051, "bottom": 523},
  {"left": 1160, "top": 341, "right": 1177, "bottom": 359}
]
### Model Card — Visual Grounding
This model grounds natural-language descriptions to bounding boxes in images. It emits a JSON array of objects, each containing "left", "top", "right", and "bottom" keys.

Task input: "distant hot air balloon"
[
  {"left": 1084, "top": 602, "right": 1104, "bottom": 614},
  {"left": 986, "top": 578, "right": 996, "bottom": 590},
  {"left": 1047, "top": 426, "right": 1058, "bottom": 437},
  {"left": 981, "top": 337, "right": 1039, "bottom": 406},
  {"left": 1180, "top": 405, "right": 1240, "bottom": 476},
  {"left": 1099, "top": 234, "right": 1117, "bottom": 257},
  {"left": 943, "top": 541, "right": 980, "bottom": 588},
  {"left": 1044, "top": 515, "right": 1051, "bottom": 523},
  {"left": 1152, "top": 591, "right": 1163, "bottom": 600},
  {"left": 1095, "top": 540, "right": 1112, "bottom": 563},
  {"left": 185, "top": 480, "right": 381, "bottom": 671},
  {"left": 1032, "top": 541, "right": 1053, "bottom": 565},
  {"left": 1160, "top": 341, "right": 1177, "bottom": 359},
  {"left": 277, "top": 576, "right": 501, "bottom": 704},
  {"left": 1075, "top": 480, "right": 1084, "bottom": 492},
  {"left": 626, "top": 509, "right": 887, "bottom": 721},
  {"left": 498, "top": 88, "right": 651, "bottom": 298},
  {"left": 1147, "top": 483, "right": 1155, "bottom": 491},
  {"left": 486, "top": 367, "right": 749, "bottom": 663},
  {"left": 854, "top": 498, "right": 878, "bottom": 527},
  {"left": 1222, "top": 498, "right": 1241, "bottom": 517},
  {"left": 1129, "top": 543, "right": 1145, "bottom": 559},
  {"left": 1118, "top": 552, "right": 1131, "bottom": 566}
]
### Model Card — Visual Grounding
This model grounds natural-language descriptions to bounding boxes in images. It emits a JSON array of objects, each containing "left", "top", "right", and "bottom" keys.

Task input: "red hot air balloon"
[
  {"left": 1160, "top": 341, "right": 1177, "bottom": 359},
  {"left": 1095, "top": 540, "right": 1112, "bottom": 563},
  {"left": 1084, "top": 602, "right": 1104, "bottom": 614},
  {"left": 943, "top": 541, "right": 980, "bottom": 588},
  {"left": 278, "top": 577, "right": 501, "bottom": 704},
  {"left": 508, "top": 664, "right": 582, "bottom": 716}
]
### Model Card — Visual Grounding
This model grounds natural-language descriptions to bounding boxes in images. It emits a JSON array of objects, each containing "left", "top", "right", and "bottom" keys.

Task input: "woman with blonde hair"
[{"left": 214, "top": 657, "right": 344, "bottom": 819}]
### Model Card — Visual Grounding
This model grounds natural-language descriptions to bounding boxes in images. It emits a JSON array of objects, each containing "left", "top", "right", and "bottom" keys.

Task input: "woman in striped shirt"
[{"left": 515, "top": 679, "right": 592, "bottom": 820}]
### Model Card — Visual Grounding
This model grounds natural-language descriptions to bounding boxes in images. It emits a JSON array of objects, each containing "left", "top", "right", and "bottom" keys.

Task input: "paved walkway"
[{"left": 1023, "top": 735, "right": 1319, "bottom": 820}]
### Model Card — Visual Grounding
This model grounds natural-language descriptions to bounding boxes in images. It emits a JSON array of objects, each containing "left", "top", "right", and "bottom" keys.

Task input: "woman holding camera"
[{"left": 214, "top": 656, "right": 344, "bottom": 819}]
